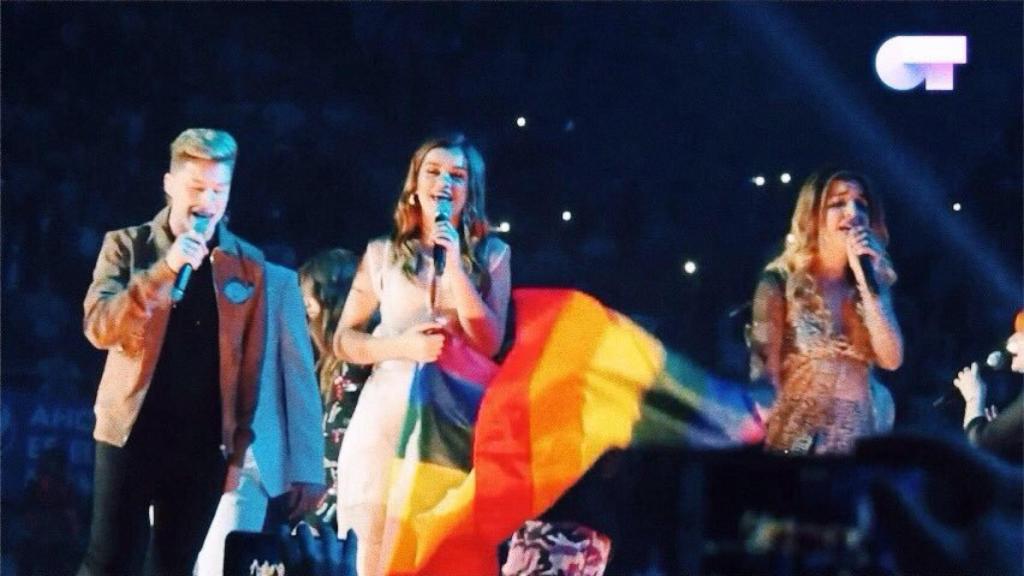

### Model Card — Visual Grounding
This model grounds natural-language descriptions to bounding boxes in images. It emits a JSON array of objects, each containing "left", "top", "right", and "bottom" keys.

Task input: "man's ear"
[{"left": 163, "top": 172, "right": 173, "bottom": 195}]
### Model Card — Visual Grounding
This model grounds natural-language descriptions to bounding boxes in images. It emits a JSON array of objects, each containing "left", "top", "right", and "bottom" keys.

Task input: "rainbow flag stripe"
[{"left": 382, "top": 288, "right": 763, "bottom": 574}]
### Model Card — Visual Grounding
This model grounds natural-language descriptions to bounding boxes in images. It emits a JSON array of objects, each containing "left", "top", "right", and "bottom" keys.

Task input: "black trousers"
[{"left": 77, "top": 439, "right": 226, "bottom": 576}]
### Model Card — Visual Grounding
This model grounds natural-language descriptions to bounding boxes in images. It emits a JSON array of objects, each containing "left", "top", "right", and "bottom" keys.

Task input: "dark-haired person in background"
[{"left": 298, "top": 248, "right": 369, "bottom": 527}]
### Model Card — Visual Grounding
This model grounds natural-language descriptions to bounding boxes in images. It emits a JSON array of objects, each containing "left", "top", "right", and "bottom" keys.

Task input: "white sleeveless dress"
[{"left": 335, "top": 236, "right": 510, "bottom": 576}]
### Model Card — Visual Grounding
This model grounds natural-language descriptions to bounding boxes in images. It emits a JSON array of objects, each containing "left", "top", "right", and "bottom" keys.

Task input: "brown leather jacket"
[{"left": 83, "top": 206, "right": 266, "bottom": 466}]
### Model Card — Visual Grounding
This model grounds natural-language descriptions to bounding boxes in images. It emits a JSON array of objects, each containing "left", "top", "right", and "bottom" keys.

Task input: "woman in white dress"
[{"left": 331, "top": 134, "right": 511, "bottom": 576}]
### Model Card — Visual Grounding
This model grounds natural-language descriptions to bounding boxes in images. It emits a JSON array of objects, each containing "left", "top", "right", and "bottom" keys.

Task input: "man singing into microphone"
[{"left": 78, "top": 128, "right": 267, "bottom": 576}]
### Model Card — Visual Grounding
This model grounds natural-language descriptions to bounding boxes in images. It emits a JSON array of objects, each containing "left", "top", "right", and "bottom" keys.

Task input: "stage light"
[
  {"left": 562, "top": 210, "right": 572, "bottom": 222},
  {"left": 683, "top": 260, "right": 698, "bottom": 275},
  {"left": 753, "top": 175, "right": 766, "bottom": 187},
  {"left": 497, "top": 221, "right": 511, "bottom": 233},
  {"left": 952, "top": 202, "right": 962, "bottom": 212},
  {"left": 780, "top": 173, "right": 792, "bottom": 184},
  {"left": 516, "top": 116, "right": 527, "bottom": 128}
]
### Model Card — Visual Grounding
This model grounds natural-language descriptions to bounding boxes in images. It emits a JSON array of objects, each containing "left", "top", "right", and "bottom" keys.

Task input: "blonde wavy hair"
[
  {"left": 767, "top": 168, "right": 895, "bottom": 298},
  {"left": 391, "top": 134, "right": 493, "bottom": 295}
]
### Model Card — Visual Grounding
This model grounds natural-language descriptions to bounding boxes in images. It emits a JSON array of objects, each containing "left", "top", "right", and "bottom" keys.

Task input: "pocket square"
[{"left": 223, "top": 278, "right": 255, "bottom": 304}]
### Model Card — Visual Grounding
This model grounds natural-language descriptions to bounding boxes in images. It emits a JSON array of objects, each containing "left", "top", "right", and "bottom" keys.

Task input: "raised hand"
[
  {"left": 845, "top": 225, "right": 886, "bottom": 289},
  {"left": 165, "top": 229, "right": 209, "bottom": 273},
  {"left": 953, "top": 362, "right": 987, "bottom": 405},
  {"left": 281, "top": 523, "right": 358, "bottom": 576},
  {"left": 431, "top": 219, "right": 461, "bottom": 274}
]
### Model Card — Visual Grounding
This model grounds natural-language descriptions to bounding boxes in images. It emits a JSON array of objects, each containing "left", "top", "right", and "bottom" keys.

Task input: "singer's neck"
[{"left": 814, "top": 254, "right": 848, "bottom": 281}]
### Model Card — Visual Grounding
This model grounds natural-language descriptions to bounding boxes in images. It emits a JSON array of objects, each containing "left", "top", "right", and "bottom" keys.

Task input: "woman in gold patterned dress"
[{"left": 749, "top": 168, "right": 903, "bottom": 455}]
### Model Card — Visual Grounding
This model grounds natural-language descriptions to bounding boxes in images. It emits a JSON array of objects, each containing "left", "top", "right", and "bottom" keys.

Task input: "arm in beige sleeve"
[{"left": 83, "top": 231, "right": 177, "bottom": 356}]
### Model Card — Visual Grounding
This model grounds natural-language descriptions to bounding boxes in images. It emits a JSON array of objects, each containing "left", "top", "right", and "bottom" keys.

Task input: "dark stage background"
[{"left": 1, "top": 2, "right": 1021, "bottom": 573}]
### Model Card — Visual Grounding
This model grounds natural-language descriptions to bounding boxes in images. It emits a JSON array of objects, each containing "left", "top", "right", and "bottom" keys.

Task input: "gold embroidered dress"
[{"left": 754, "top": 271, "right": 878, "bottom": 455}]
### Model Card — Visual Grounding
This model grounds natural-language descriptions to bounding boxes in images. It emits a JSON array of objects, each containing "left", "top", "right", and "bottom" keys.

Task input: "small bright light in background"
[
  {"left": 683, "top": 260, "right": 698, "bottom": 275},
  {"left": 497, "top": 221, "right": 511, "bottom": 233},
  {"left": 561, "top": 210, "right": 572, "bottom": 222},
  {"left": 786, "top": 233, "right": 796, "bottom": 245},
  {"left": 952, "top": 202, "right": 962, "bottom": 212},
  {"left": 752, "top": 175, "right": 766, "bottom": 187},
  {"left": 780, "top": 173, "right": 792, "bottom": 184},
  {"left": 516, "top": 116, "right": 527, "bottom": 128},
  {"left": 149, "top": 505, "right": 155, "bottom": 527}
]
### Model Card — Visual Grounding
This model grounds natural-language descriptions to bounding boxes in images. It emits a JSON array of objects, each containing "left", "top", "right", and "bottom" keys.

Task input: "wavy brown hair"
[
  {"left": 391, "top": 133, "right": 493, "bottom": 295},
  {"left": 299, "top": 248, "right": 359, "bottom": 403},
  {"left": 768, "top": 167, "right": 892, "bottom": 283}
]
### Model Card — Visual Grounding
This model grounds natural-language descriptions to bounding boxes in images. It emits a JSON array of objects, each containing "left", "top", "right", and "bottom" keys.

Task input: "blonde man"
[{"left": 78, "top": 129, "right": 267, "bottom": 576}]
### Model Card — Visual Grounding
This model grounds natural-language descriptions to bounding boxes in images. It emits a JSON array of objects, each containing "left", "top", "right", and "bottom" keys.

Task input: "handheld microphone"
[
  {"left": 432, "top": 198, "right": 452, "bottom": 277},
  {"left": 985, "top": 350, "right": 1009, "bottom": 370},
  {"left": 932, "top": 350, "right": 1009, "bottom": 407},
  {"left": 845, "top": 226, "right": 879, "bottom": 295},
  {"left": 858, "top": 254, "right": 879, "bottom": 295},
  {"left": 170, "top": 215, "right": 212, "bottom": 303}
]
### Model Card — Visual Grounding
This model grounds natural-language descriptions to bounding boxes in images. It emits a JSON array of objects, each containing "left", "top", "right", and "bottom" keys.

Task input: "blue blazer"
[{"left": 250, "top": 262, "right": 324, "bottom": 496}]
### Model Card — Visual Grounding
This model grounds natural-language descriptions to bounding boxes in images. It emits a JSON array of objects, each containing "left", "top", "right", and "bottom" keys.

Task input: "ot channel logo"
[{"left": 875, "top": 36, "right": 967, "bottom": 91}]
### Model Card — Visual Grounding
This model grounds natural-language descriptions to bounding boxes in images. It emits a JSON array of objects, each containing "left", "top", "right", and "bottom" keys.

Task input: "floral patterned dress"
[
  {"left": 311, "top": 362, "right": 368, "bottom": 526},
  {"left": 502, "top": 520, "right": 612, "bottom": 576}
]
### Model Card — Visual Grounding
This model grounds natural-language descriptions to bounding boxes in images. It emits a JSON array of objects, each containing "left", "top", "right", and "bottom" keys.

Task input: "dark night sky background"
[{"left": 2, "top": 2, "right": 1021, "bottom": 428}]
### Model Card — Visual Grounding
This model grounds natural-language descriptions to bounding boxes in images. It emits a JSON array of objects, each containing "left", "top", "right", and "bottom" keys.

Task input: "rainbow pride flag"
[{"left": 381, "top": 288, "right": 764, "bottom": 575}]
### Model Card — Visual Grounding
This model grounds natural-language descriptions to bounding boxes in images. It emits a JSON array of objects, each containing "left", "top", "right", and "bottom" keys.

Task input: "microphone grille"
[
  {"left": 435, "top": 198, "right": 453, "bottom": 222},
  {"left": 193, "top": 214, "right": 212, "bottom": 235},
  {"left": 985, "top": 350, "right": 1007, "bottom": 370}
]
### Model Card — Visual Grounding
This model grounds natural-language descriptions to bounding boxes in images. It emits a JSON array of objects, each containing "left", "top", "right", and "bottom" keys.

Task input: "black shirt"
[{"left": 132, "top": 238, "right": 222, "bottom": 454}]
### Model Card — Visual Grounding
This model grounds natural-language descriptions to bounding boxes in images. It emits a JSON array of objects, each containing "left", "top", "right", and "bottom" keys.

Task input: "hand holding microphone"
[
  {"left": 431, "top": 197, "right": 454, "bottom": 277},
  {"left": 934, "top": 350, "right": 1008, "bottom": 408},
  {"left": 953, "top": 362, "right": 988, "bottom": 428},
  {"left": 953, "top": 362, "right": 986, "bottom": 404},
  {"left": 169, "top": 214, "right": 211, "bottom": 302},
  {"left": 845, "top": 225, "right": 882, "bottom": 295}
]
